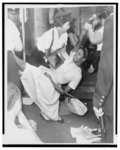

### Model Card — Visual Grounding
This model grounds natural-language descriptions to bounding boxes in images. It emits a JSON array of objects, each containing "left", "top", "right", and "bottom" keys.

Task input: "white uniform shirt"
[
  {"left": 95, "top": 26, "right": 104, "bottom": 51},
  {"left": 36, "top": 27, "right": 68, "bottom": 58},
  {"left": 51, "top": 52, "right": 82, "bottom": 90},
  {"left": 5, "top": 18, "right": 22, "bottom": 52}
]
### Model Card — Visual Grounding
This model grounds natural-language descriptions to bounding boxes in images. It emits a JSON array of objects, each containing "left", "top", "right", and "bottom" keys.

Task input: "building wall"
[
  {"left": 25, "top": 8, "right": 35, "bottom": 56},
  {"left": 34, "top": 8, "right": 49, "bottom": 38}
]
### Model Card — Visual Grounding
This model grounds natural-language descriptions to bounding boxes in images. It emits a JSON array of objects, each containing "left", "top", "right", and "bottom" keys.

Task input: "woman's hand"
[
  {"left": 83, "top": 22, "right": 92, "bottom": 31},
  {"left": 93, "top": 107, "right": 104, "bottom": 119},
  {"left": 44, "top": 72, "right": 65, "bottom": 94}
]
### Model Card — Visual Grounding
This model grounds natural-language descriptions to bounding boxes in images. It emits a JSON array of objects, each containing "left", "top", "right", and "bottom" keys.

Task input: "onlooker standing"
[
  {"left": 3, "top": 83, "right": 43, "bottom": 144},
  {"left": 5, "top": 8, "right": 23, "bottom": 90},
  {"left": 74, "top": 6, "right": 113, "bottom": 73}
]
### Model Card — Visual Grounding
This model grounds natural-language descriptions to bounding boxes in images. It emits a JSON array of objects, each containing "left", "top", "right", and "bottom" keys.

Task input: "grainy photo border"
[{"left": 2, "top": 2, "right": 118, "bottom": 148}]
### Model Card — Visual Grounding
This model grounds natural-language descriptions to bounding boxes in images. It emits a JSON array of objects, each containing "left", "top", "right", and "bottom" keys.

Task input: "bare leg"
[{"left": 13, "top": 53, "right": 26, "bottom": 72}]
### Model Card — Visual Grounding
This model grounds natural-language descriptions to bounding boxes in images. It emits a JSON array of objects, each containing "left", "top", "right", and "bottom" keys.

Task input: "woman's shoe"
[
  {"left": 40, "top": 113, "right": 64, "bottom": 123},
  {"left": 56, "top": 118, "right": 64, "bottom": 123},
  {"left": 56, "top": 116, "right": 64, "bottom": 123},
  {"left": 40, "top": 113, "right": 52, "bottom": 123}
]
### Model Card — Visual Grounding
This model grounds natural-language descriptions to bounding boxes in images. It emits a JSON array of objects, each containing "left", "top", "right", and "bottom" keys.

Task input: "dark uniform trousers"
[
  {"left": 93, "top": 14, "right": 114, "bottom": 143},
  {"left": 7, "top": 51, "right": 21, "bottom": 90}
]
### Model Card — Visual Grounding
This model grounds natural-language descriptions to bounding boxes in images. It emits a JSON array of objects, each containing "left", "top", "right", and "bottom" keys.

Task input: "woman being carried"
[{"left": 14, "top": 47, "right": 87, "bottom": 123}]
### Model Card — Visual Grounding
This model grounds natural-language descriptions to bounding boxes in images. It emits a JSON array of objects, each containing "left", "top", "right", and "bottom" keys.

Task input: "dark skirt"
[{"left": 28, "top": 47, "right": 50, "bottom": 68}]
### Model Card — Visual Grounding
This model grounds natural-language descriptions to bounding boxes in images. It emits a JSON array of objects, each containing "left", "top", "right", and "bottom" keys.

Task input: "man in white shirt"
[
  {"left": 83, "top": 6, "right": 113, "bottom": 73},
  {"left": 74, "top": 6, "right": 113, "bottom": 73},
  {"left": 6, "top": 8, "right": 23, "bottom": 90},
  {"left": 83, "top": 14, "right": 104, "bottom": 73}
]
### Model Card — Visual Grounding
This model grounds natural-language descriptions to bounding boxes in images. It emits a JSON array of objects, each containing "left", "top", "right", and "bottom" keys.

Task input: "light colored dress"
[{"left": 20, "top": 52, "right": 82, "bottom": 121}]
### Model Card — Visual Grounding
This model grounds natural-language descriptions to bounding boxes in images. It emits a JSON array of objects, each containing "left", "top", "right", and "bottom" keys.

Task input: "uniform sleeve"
[
  {"left": 36, "top": 29, "right": 53, "bottom": 53},
  {"left": 93, "top": 63, "right": 108, "bottom": 108},
  {"left": 92, "top": 15, "right": 113, "bottom": 109},
  {"left": 68, "top": 69, "right": 82, "bottom": 90}
]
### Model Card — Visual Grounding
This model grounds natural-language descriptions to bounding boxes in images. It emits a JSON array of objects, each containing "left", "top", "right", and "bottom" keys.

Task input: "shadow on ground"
[{"left": 22, "top": 100, "right": 100, "bottom": 143}]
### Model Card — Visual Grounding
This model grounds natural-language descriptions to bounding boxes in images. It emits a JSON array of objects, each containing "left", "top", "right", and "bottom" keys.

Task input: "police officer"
[{"left": 92, "top": 10, "right": 114, "bottom": 143}]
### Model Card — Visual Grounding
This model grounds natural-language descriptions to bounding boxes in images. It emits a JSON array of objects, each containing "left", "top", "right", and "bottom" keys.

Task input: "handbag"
[
  {"left": 65, "top": 97, "right": 88, "bottom": 116},
  {"left": 46, "top": 29, "right": 64, "bottom": 69}
]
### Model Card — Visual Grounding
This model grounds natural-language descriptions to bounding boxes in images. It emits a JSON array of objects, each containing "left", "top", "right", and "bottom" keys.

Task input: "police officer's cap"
[
  {"left": 96, "top": 6, "right": 113, "bottom": 13},
  {"left": 95, "top": 6, "right": 113, "bottom": 19}
]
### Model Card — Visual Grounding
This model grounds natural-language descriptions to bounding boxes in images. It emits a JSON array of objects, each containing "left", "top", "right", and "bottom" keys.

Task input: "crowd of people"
[{"left": 4, "top": 5, "right": 114, "bottom": 144}]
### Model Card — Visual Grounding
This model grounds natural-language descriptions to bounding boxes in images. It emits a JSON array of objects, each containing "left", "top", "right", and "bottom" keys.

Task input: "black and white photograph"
[{"left": 1, "top": 2, "right": 118, "bottom": 147}]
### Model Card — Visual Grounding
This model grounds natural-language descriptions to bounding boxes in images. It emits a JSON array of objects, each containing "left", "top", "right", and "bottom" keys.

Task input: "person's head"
[
  {"left": 53, "top": 10, "right": 72, "bottom": 32},
  {"left": 73, "top": 47, "right": 88, "bottom": 66},
  {"left": 92, "top": 16, "right": 104, "bottom": 30},
  {"left": 96, "top": 6, "right": 113, "bottom": 20},
  {"left": 7, "top": 82, "right": 22, "bottom": 118},
  {"left": 92, "top": 6, "right": 113, "bottom": 30},
  {"left": 8, "top": 8, "right": 20, "bottom": 25}
]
